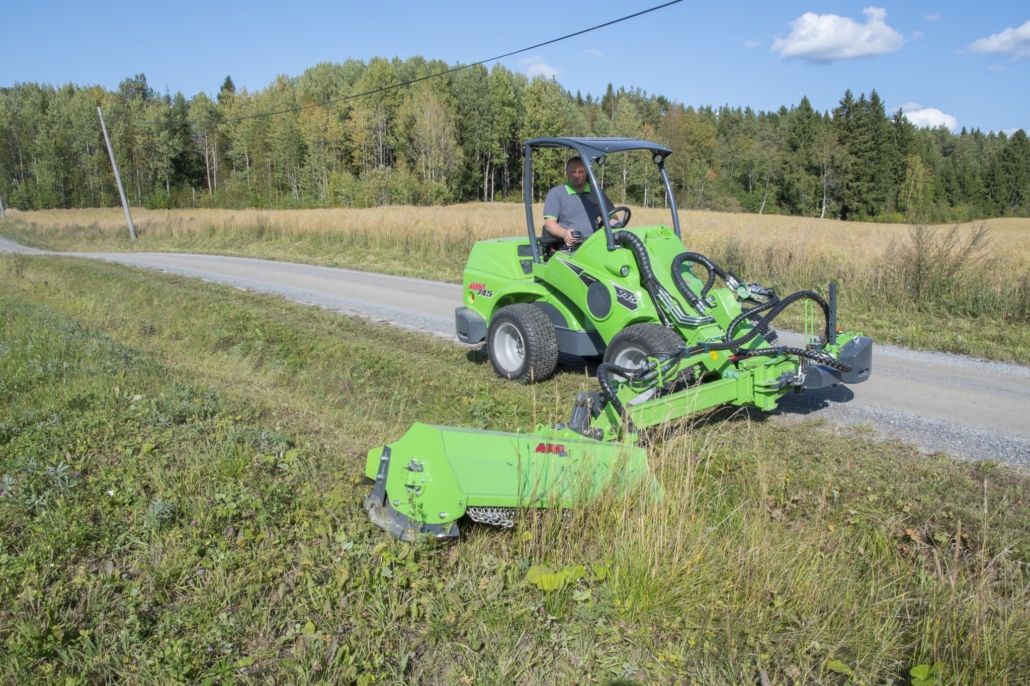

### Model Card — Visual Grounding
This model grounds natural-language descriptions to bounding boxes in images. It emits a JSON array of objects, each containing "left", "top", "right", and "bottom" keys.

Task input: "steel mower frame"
[{"left": 364, "top": 137, "right": 873, "bottom": 541}]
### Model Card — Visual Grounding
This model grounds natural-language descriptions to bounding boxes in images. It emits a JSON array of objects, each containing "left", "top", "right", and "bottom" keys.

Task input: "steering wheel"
[{"left": 608, "top": 206, "right": 632, "bottom": 229}]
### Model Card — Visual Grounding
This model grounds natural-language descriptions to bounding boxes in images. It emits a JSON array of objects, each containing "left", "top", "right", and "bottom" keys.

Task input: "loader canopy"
[{"left": 522, "top": 137, "right": 680, "bottom": 263}]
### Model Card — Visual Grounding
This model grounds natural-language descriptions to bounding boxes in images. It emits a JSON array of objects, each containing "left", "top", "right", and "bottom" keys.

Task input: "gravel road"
[{"left": 3, "top": 236, "right": 1027, "bottom": 465}]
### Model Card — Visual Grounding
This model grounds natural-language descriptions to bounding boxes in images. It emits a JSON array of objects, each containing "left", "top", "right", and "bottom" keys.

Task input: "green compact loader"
[{"left": 365, "top": 137, "right": 872, "bottom": 541}]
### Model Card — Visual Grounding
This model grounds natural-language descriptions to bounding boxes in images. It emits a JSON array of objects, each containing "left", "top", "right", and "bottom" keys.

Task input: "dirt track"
[{"left": 3, "top": 237, "right": 1027, "bottom": 465}]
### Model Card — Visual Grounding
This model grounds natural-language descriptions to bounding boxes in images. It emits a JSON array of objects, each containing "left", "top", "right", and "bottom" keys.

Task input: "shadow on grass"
[
  {"left": 464, "top": 346, "right": 601, "bottom": 374},
  {"left": 464, "top": 345, "right": 489, "bottom": 365},
  {"left": 774, "top": 383, "right": 856, "bottom": 414}
]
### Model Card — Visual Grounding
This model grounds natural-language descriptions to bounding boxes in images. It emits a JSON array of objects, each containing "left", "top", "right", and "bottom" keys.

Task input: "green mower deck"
[{"left": 363, "top": 423, "right": 651, "bottom": 541}]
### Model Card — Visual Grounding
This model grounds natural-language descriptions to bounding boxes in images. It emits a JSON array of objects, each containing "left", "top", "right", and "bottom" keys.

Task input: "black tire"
[
  {"left": 487, "top": 304, "right": 559, "bottom": 383},
  {"left": 603, "top": 324, "right": 691, "bottom": 388}
]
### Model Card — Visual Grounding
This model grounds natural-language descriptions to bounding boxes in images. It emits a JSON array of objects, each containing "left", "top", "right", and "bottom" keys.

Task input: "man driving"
[{"left": 542, "top": 157, "right": 616, "bottom": 248}]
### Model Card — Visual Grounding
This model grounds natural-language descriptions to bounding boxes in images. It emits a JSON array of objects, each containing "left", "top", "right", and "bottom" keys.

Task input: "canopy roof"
[{"left": 524, "top": 137, "right": 672, "bottom": 160}]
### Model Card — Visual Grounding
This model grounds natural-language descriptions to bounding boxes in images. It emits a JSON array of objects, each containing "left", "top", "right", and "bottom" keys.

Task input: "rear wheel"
[
  {"left": 487, "top": 304, "right": 559, "bottom": 383},
  {"left": 603, "top": 324, "right": 692, "bottom": 398}
]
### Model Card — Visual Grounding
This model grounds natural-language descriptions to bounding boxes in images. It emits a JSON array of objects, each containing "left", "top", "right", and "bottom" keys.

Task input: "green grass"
[{"left": 1, "top": 254, "right": 1029, "bottom": 684}]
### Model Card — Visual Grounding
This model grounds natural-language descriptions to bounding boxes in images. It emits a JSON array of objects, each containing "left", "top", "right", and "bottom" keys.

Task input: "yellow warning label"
[{"left": 710, "top": 351, "right": 719, "bottom": 361}]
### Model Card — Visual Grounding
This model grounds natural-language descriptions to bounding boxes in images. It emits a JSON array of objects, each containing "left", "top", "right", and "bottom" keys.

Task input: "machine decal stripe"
[
  {"left": 556, "top": 258, "right": 599, "bottom": 287},
  {"left": 613, "top": 284, "right": 639, "bottom": 311}
]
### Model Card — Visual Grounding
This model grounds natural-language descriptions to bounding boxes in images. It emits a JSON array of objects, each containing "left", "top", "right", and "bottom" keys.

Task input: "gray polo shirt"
[{"left": 542, "top": 183, "right": 614, "bottom": 238}]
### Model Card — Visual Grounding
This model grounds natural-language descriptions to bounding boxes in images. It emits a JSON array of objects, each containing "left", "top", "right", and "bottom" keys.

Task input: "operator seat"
[{"left": 537, "top": 229, "right": 563, "bottom": 260}]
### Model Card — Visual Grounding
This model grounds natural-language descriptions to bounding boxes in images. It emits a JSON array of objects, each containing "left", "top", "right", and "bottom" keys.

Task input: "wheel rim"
[
  {"left": 612, "top": 345, "right": 656, "bottom": 405},
  {"left": 493, "top": 322, "right": 525, "bottom": 373},
  {"left": 612, "top": 346, "right": 648, "bottom": 372}
]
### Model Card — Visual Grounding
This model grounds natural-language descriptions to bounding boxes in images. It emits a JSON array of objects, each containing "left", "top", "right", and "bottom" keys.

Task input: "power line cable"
[{"left": 126, "top": 0, "right": 682, "bottom": 126}]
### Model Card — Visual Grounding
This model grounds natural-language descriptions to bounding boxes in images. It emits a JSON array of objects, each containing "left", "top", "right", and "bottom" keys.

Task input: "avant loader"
[{"left": 364, "top": 138, "right": 873, "bottom": 540}]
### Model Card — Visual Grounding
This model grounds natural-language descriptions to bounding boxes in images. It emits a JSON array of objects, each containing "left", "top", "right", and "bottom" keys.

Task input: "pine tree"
[{"left": 218, "top": 76, "right": 235, "bottom": 104}]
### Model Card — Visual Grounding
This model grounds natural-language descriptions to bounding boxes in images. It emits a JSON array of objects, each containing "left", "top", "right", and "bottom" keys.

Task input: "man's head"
[{"left": 565, "top": 157, "right": 587, "bottom": 190}]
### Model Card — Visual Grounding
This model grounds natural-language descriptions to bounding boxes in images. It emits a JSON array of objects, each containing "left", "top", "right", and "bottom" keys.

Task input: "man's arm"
[
  {"left": 543, "top": 217, "right": 577, "bottom": 247},
  {"left": 542, "top": 188, "right": 576, "bottom": 247}
]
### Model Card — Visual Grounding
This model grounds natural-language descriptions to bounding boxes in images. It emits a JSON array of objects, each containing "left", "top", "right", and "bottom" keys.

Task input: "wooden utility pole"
[
  {"left": 0, "top": 194, "right": 6, "bottom": 222},
  {"left": 97, "top": 106, "right": 137, "bottom": 240}
]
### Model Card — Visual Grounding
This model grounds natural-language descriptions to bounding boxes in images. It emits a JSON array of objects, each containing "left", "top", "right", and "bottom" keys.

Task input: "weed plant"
[{"left": 1, "top": 255, "right": 1028, "bottom": 683}]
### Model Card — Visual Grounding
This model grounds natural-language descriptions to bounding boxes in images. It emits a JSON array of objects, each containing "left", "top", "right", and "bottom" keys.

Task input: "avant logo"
[
  {"left": 468, "top": 282, "right": 493, "bottom": 298},
  {"left": 535, "top": 443, "right": 568, "bottom": 457}
]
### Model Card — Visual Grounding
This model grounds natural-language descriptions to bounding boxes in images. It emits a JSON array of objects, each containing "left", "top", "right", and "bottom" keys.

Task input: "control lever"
[{"left": 561, "top": 231, "right": 586, "bottom": 253}]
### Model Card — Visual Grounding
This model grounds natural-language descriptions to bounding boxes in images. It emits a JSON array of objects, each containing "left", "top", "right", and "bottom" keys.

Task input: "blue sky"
[{"left": 3, "top": 1, "right": 1027, "bottom": 133}]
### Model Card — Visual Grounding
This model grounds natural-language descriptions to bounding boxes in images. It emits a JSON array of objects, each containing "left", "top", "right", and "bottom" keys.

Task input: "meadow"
[
  {"left": 3, "top": 205, "right": 1029, "bottom": 364},
  {"left": 1, "top": 253, "right": 1028, "bottom": 684}
]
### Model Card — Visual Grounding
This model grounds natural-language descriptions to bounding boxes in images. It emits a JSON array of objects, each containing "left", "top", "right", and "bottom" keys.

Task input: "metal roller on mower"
[{"left": 365, "top": 137, "right": 873, "bottom": 541}]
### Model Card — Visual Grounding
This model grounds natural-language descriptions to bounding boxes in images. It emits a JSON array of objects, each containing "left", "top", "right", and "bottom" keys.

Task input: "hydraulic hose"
[
  {"left": 683, "top": 289, "right": 831, "bottom": 357},
  {"left": 612, "top": 230, "right": 671, "bottom": 327},
  {"left": 725, "top": 298, "right": 780, "bottom": 342},
  {"left": 675, "top": 252, "right": 739, "bottom": 298},
  {"left": 674, "top": 253, "right": 716, "bottom": 300},
  {"left": 613, "top": 231, "right": 656, "bottom": 281},
  {"left": 597, "top": 349, "right": 686, "bottom": 419},
  {"left": 733, "top": 346, "right": 853, "bottom": 373},
  {"left": 670, "top": 253, "right": 709, "bottom": 315},
  {"left": 596, "top": 363, "right": 629, "bottom": 419},
  {"left": 596, "top": 289, "right": 839, "bottom": 418}
]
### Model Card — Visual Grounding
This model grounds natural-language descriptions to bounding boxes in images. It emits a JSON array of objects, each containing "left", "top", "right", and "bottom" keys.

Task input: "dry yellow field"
[
  {"left": 6, "top": 205, "right": 1030, "bottom": 290},
  {"left": 6, "top": 204, "right": 1030, "bottom": 263}
]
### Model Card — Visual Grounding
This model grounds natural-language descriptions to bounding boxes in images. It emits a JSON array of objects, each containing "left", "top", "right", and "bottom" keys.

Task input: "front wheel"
[
  {"left": 603, "top": 324, "right": 693, "bottom": 398},
  {"left": 487, "top": 304, "right": 559, "bottom": 383}
]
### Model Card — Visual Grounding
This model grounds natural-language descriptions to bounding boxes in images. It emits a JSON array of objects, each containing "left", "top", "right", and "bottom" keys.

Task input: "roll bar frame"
[{"left": 522, "top": 137, "right": 681, "bottom": 264}]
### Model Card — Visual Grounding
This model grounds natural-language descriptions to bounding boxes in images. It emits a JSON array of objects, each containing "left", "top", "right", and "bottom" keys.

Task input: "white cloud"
[
  {"left": 519, "top": 56, "right": 559, "bottom": 79},
  {"left": 986, "top": 64, "right": 1005, "bottom": 72},
  {"left": 772, "top": 7, "right": 904, "bottom": 62},
  {"left": 902, "top": 103, "right": 958, "bottom": 130},
  {"left": 970, "top": 20, "right": 1030, "bottom": 59},
  {"left": 744, "top": 40, "right": 762, "bottom": 49},
  {"left": 583, "top": 49, "right": 603, "bottom": 58},
  {"left": 924, "top": 13, "right": 941, "bottom": 21}
]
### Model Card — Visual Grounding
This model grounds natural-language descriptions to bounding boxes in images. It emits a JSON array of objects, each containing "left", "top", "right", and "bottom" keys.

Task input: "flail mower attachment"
[{"left": 363, "top": 422, "right": 651, "bottom": 541}]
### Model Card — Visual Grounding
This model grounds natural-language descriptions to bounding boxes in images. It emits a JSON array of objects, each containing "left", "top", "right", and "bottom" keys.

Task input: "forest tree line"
[{"left": 2, "top": 56, "right": 1029, "bottom": 222}]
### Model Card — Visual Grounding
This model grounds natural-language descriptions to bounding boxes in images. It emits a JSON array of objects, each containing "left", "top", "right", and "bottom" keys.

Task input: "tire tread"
[
  {"left": 488, "top": 303, "right": 559, "bottom": 383},
  {"left": 603, "top": 324, "right": 684, "bottom": 364}
]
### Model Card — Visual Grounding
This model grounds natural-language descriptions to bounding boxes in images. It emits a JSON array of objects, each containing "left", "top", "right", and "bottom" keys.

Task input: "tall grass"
[
  {"left": 703, "top": 221, "right": 1029, "bottom": 323},
  {"left": 533, "top": 419, "right": 1030, "bottom": 682}
]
